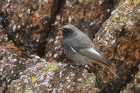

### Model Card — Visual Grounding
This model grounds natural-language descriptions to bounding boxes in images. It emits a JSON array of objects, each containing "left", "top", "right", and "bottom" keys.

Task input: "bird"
[{"left": 59, "top": 24, "right": 119, "bottom": 78}]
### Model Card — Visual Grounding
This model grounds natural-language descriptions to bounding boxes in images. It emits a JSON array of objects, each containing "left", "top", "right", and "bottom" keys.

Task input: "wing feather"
[
  {"left": 72, "top": 46, "right": 109, "bottom": 65},
  {"left": 72, "top": 46, "right": 120, "bottom": 78}
]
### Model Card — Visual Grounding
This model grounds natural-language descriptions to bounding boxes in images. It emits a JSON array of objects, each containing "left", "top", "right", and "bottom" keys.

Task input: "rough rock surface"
[
  {"left": 121, "top": 64, "right": 140, "bottom": 93},
  {"left": 0, "top": 0, "right": 140, "bottom": 93},
  {"left": 94, "top": 0, "right": 140, "bottom": 92},
  {"left": 7, "top": 62, "right": 98, "bottom": 93}
]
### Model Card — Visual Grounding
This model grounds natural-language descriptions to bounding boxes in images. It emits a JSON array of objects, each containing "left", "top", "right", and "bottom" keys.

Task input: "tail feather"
[
  {"left": 91, "top": 59, "right": 120, "bottom": 79},
  {"left": 104, "top": 64, "right": 120, "bottom": 79}
]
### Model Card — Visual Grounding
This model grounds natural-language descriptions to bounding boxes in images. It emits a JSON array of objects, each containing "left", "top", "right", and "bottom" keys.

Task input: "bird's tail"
[
  {"left": 91, "top": 59, "right": 120, "bottom": 79},
  {"left": 104, "top": 64, "right": 120, "bottom": 79}
]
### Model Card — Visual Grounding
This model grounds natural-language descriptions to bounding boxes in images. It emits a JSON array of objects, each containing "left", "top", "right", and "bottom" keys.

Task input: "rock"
[{"left": 7, "top": 62, "right": 98, "bottom": 93}]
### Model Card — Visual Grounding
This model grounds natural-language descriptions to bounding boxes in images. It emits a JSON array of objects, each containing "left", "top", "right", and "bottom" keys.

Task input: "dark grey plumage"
[{"left": 59, "top": 25, "right": 119, "bottom": 78}]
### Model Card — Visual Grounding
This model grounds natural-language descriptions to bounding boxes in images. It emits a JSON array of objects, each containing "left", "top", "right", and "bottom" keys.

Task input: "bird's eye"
[{"left": 63, "top": 28, "right": 70, "bottom": 31}]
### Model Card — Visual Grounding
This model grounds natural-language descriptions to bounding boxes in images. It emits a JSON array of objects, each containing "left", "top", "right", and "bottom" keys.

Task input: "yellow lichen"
[
  {"left": 25, "top": 89, "right": 31, "bottom": 93},
  {"left": 31, "top": 76, "right": 36, "bottom": 83},
  {"left": 41, "top": 68, "right": 47, "bottom": 72},
  {"left": 113, "top": 18, "right": 119, "bottom": 23},
  {"left": 85, "top": 78, "right": 90, "bottom": 84},
  {"left": 119, "top": 16, "right": 123, "bottom": 21},
  {"left": 48, "top": 64, "right": 57, "bottom": 71},
  {"left": 133, "top": 0, "right": 140, "bottom": 5}
]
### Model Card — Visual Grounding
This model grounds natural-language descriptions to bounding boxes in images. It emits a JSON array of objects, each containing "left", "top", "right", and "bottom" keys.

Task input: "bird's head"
[{"left": 59, "top": 25, "right": 79, "bottom": 36}]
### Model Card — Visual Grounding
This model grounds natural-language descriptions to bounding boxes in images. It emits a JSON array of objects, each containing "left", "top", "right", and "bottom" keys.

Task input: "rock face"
[
  {"left": 0, "top": 0, "right": 65, "bottom": 58},
  {"left": 7, "top": 62, "right": 98, "bottom": 93},
  {"left": 94, "top": 1, "right": 140, "bottom": 92},
  {"left": 0, "top": 0, "right": 140, "bottom": 93}
]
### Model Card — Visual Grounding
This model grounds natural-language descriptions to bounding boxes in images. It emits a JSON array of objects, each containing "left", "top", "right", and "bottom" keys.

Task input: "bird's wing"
[
  {"left": 71, "top": 46, "right": 120, "bottom": 79},
  {"left": 71, "top": 45, "right": 109, "bottom": 65},
  {"left": 69, "top": 32, "right": 109, "bottom": 64}
]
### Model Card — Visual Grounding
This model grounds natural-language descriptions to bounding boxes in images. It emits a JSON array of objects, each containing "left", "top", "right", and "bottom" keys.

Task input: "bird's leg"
[{"left": 67, "top": 64, "right": 85, "bottom": 74}]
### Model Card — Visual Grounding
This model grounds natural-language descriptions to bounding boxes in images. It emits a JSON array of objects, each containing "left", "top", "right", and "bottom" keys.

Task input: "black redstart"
[{"left": 59, "top": 25, "right": 119, "bottom": 78}]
